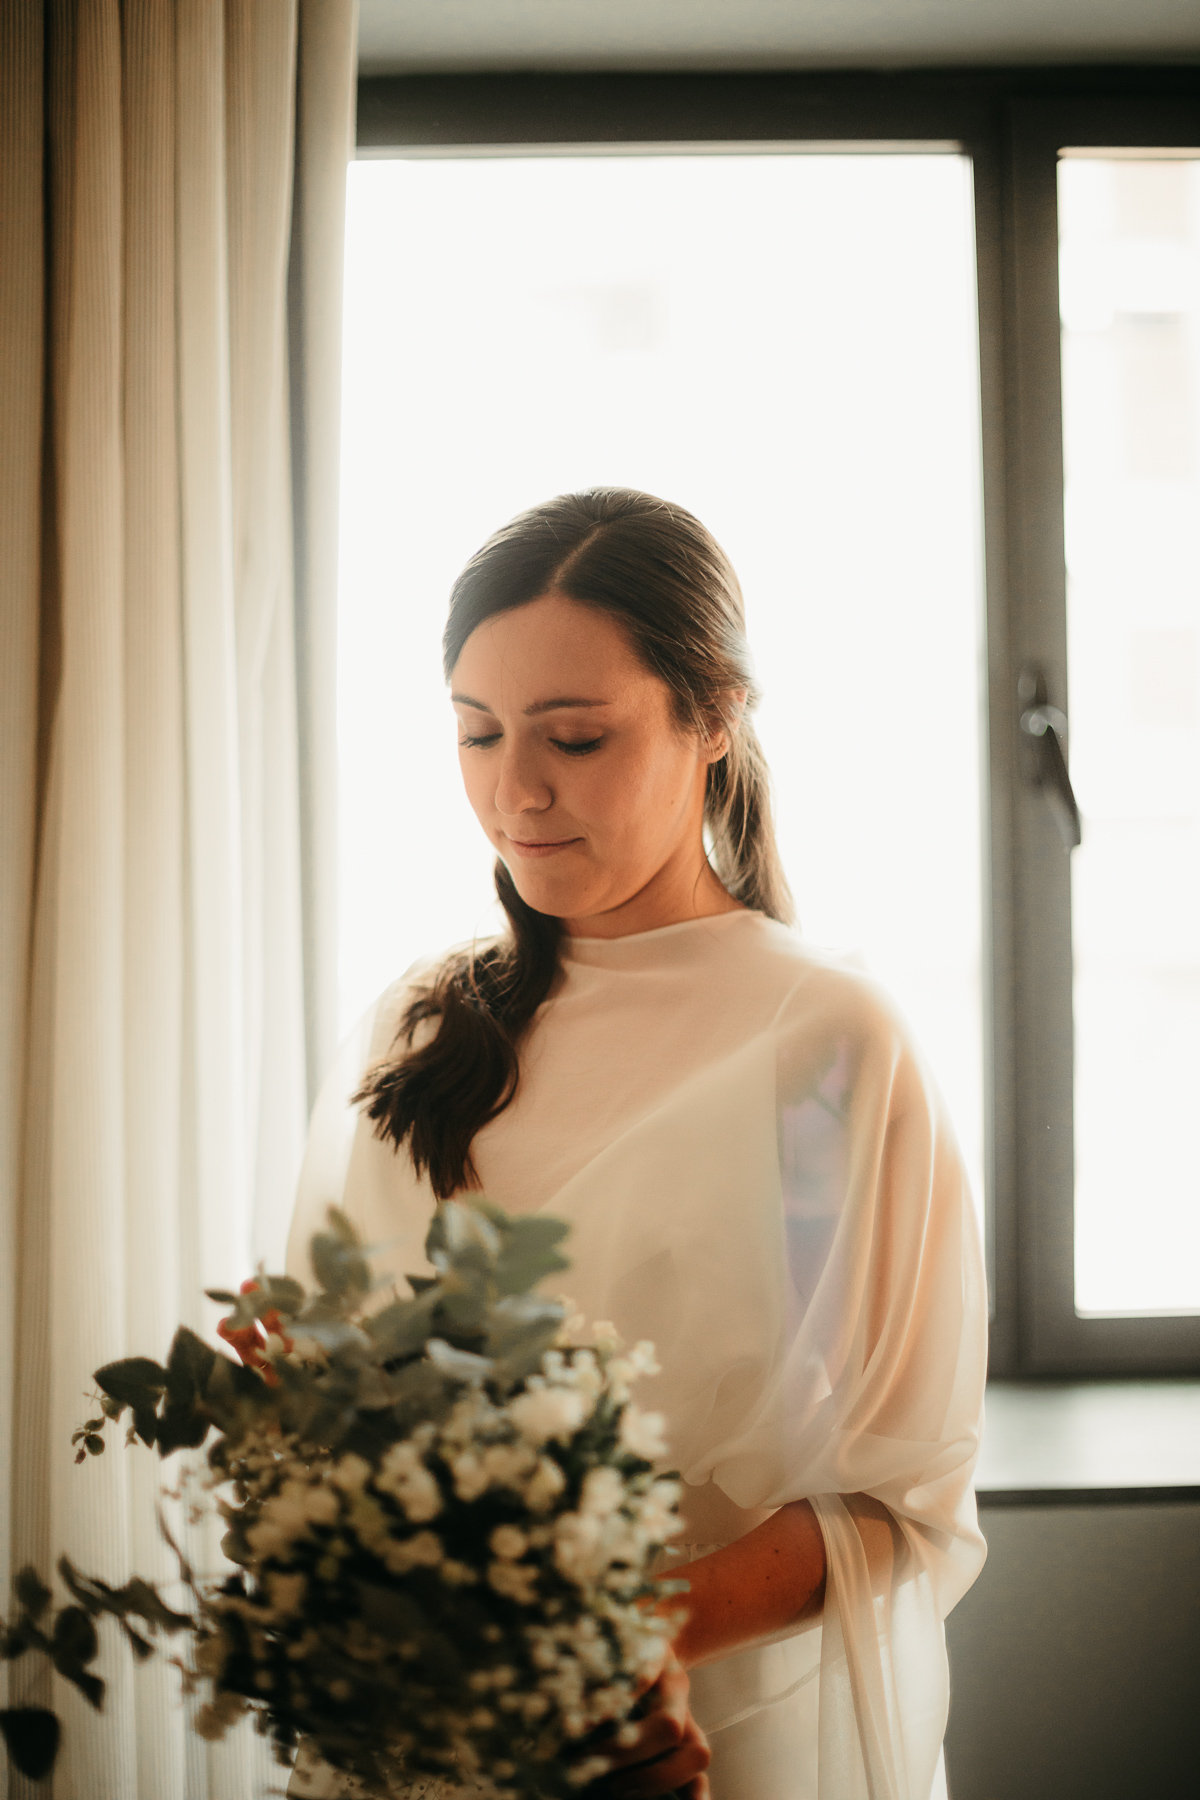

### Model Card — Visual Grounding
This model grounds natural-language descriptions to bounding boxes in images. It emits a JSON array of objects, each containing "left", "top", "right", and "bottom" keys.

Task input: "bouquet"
[{"left": 0, "top": 1200, "right": 685, "bottom": 1796}]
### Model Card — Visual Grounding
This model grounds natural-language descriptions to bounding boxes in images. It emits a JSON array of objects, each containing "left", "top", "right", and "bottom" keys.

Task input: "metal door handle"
[{"left": 1019, "top": 666, "right": 1082, "bottom": 851}]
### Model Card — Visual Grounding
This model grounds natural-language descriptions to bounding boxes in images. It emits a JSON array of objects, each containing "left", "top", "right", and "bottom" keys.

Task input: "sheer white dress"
[{"left": 287, "top": 910, "right": 987, "bottom": 1800}]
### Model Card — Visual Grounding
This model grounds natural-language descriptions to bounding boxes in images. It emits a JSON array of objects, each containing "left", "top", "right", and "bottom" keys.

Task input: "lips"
[{"left": 503, "top": 835, "right": 582, "bottom": 860}]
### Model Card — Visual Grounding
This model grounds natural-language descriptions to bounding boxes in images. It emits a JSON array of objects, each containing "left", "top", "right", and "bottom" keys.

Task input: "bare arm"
[
  {"left": 598, "top": 1503, "right": 826, "bottom": 1799},
  {"left": 666, "top": 1499, "right": 827, "bottom": 1669}
]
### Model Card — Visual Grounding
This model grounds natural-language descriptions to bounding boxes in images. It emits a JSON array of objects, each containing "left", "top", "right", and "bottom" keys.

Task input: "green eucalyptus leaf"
[
  {"left": 439, "top": 1286, "right": 487, "bottom": 1331},
  {"left": 426, "top": 1338, "right": 493, "bottom": 1382},
  {"left": 403, "top": 1274, "right": 439, "bottom": 1295},
  {"left": 427, "top": 1199, "right": 502, "bottom": 1269},
  {"left": 494, "top": 1217, "right": 571, "bottom": 1295},
  {"left": 364, "top": 1294, "right": 437, "bottom": 1361},
  {"left": 259, "top": 1273, "right": 305, "bottom": 1315},
  {"left": 311, "top": 1229, "right": 371, "bottom": 1303},
  {"left": 488, "top": 1296, "right": 566, "bottom": 1372},
  {"left": 326, "top": 1206, "right": 362, "bottom": 1248},
  {"left": 292, "top": 1312, "right": 371, "bottom": 1356},
  {"left": 154, "top": 1401, "right": 210, "bottom": 1457},
  {"left": 94, "top": 1356, "right": 167, "bottom": 1447},
  {"left": 166, "top": 1327, "right": 217, "bottom": 1403},
  {"left": 0, "top": 1707, "right": 61, "bottom": 1780},
  {"left": 93, "top": 1356, "right": 167, "bottom": 1403}
]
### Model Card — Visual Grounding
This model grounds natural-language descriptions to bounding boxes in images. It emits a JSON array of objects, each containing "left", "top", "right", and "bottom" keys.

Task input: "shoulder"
[
  {"left": 732, "top": 915, "right": 910, "bottom": 1044},
  {"left": 361, "top": 934, "right": 500, "bottom": 1062},
  {"left": 737, "top": 917, "right": 934, "bottom": 1115}
]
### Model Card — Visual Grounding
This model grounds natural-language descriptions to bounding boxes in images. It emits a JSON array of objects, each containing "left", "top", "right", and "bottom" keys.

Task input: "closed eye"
[
  {"left": 552, "top": 737, "right": 603, "bottom": 756},
  {"left": 458, "top": 731, "right": 501, "bottom": 749}
]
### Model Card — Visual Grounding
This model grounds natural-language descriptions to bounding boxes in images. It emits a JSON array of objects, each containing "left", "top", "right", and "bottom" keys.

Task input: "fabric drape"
[
  {"left": 0, "top": 4, "right": 357, "bottom": 1795},
  {"left": 291, "top": 913, "right": 988, "bottom": 1800}
]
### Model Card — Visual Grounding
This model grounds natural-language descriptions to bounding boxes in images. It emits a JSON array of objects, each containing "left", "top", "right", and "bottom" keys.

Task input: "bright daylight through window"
[
  {"left": 337, "top": 152, "right": 986, "bottom": 1214},
  {"left": 1058, "top": 153, "right": 1200, "bottom": 1316}
]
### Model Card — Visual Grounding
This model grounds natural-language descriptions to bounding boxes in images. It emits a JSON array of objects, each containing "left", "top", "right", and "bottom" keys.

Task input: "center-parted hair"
[{"left": 355, "top": 488, "right": 793, "bottom": 1198}]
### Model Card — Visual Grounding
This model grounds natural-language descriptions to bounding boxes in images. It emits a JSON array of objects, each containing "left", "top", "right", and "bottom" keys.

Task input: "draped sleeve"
[
  {"left": 518, "top": 954, "right": 987, "bottom": 1800},
  {"left": 766, "top": 969, "right": 988, "bottom": 1800},
  {"left": 285, "top": 927, "right": 986, "bottom": 1800}
]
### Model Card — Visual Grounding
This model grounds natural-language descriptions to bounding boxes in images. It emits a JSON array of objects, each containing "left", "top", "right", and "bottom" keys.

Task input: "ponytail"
[
  {"left": 357, "top": 489, "right": 792, "bottom": 1199},
  {"left": 706, "top": 718, "right": 793, "bottom": 925},
  {"left": 355, "top": 863, "right": 560, "bottom": 1199}
]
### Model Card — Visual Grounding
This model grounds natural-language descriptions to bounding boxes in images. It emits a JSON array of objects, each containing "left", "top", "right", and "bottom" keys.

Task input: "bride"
[{"left": 288, "top": 488, "right": 987, "bottom": 1800}]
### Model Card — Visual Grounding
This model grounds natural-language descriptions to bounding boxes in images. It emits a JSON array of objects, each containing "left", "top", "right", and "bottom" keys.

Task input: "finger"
[
  {"left": 604, "top": 1662, "right": 691, "bottom": 1771},
  {"left": 606, "top": 1734, "right": 711, "bottom": 1800},
  {"left": 601, "top": 1707, "right": 684, "bottom": 1772},
  {"left": 645, "top": 1659, "right": 689, "bottom": 1721}
]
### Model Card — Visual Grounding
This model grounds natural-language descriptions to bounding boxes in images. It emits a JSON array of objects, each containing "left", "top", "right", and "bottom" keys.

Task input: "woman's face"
[{"left": 450, "top": 592, "right": 731, "bottom": 935}]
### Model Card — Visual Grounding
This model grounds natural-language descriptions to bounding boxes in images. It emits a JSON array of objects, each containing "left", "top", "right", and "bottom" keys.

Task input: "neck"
[{"left": 562, "top": 853, "right": 743, "bottom": 941}]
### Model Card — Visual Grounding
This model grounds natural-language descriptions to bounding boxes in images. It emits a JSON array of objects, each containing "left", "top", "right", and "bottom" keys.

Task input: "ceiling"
[{"left": 357, "top": 0, "right": 1200, "bottom": 76}]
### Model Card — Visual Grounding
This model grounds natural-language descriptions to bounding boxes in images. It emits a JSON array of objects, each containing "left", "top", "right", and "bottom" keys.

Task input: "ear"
[{"left": 704, "top": 687, "right": 748, "bottom": 763}]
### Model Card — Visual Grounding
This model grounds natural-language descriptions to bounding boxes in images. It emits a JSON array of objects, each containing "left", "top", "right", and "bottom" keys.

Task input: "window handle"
[{"left": 1019, "top": 665, "right": 1082, "bottom": 851}]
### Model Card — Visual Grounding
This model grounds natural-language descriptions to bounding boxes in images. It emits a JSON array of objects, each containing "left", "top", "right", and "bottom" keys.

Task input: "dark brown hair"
[{"left": 355, "top": 488, "right": 793, "bottom": 1198}]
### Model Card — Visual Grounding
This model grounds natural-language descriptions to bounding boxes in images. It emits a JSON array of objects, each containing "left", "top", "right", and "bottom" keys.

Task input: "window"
[
  {"left": 344, "top": 71, "right": 1200, "bottom": 1375},
  {"left": 1003, "top": 96, "right": 1200, "bottom": 1372},
  {"left": 1059, "top": 153, "right": 1200, "bottom": 1319}
]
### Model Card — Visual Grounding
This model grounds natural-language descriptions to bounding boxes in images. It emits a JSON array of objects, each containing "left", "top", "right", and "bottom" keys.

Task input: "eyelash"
[{"left": 457, "top": 733, "right": 603, "bottom": 757}]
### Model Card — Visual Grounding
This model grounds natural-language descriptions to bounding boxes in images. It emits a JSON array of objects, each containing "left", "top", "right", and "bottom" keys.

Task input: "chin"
[{"left": 502, "top": 866, "right": 598, "bottom": 922}]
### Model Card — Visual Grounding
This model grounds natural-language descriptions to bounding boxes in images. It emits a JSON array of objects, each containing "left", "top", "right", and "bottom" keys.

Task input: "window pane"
[
  {"left": 339, "top": 153, "right": 986, "bottom": 1215},
  {"left": 1059, "top": 153, "right": 1200, "bottom": 1315}
]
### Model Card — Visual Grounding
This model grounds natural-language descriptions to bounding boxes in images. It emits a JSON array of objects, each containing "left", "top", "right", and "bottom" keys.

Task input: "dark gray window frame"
[{"left": 356, "top": 66, "right": 1200, "bottom": 1377}]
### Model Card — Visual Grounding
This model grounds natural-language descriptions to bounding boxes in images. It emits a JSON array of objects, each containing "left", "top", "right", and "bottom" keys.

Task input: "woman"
[{"left": 289, "top": 489, "right": 987, "bottom": 1800}]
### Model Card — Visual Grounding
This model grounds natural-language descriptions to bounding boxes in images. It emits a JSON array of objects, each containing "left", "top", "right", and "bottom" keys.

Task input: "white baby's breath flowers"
[
  {"left": 376, "top": 1439, "right": 443, "bottom": 1522},
  {"left": 439, "top": 1557, "right": 479, "bottom": 1586},
  {"left": 302, "top": 1482, "right": 340, "bottom": 1526},
  {"left": 481, "top": 1441, "right": 535, "bottom": 1488},
  {"left": 382, "top": 1529, "right": 442, "bottom": 1575},
  {"left": 266, "top": 1571, "right": 308, "bottom": 1616},
  {"left": 195, "top": 1286, "right": 678, "bottom": 1794},
  {"left": 487, "top": 1559, "right": 539, "bottom": 1604},
  {"left": 245, "top": 1483, "right": 310, "bottom": 1558},
  {"left": 450, "top": 1450, "right": 491, "bottom": 1502},
  {"left": 489, "top": 1524, "right": 527, "bottom": 1561},
  {"left": 523, "top": 1455, "right": 566, "bottom": 1512},
  {"left": 508, "top": 1384, "right": 590, "bottom": 1445},
  {"left": 330, "top": 1452, "right": 371, "bottom": 1494},
  {"left": 567, "top": 1753, "right": 612, "bottom": 1786},
  {"left": 618, "top": 1403, "right": 669, "bottom": 1462},
  {"left": 637, "top": 1477, "right": 683, "bottom": 1543},
  {"left": 579, "top": 1465, "right": 624, "bottom": 1519},
  {"left": 553, "top": 1510, "right": 606, "bottom": 1585}
]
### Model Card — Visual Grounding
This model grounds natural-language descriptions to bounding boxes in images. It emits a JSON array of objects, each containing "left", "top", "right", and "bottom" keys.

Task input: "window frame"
[{"left": 355, "top": 65, "right": 1200, "bottom": 1376}]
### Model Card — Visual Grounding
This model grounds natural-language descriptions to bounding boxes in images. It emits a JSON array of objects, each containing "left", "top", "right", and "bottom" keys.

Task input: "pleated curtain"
[{"left": 0, "top": 2, "right": 357, "bottom": 1793}]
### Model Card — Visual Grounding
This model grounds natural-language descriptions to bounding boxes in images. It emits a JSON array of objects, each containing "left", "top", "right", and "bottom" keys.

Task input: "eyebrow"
[{"left": 450, "top": 692, "right": 613, "bottom": 716}]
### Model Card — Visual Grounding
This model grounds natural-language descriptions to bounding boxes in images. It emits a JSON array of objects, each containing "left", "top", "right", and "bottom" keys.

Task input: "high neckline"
[{"left": 561, "top": 908, "right": 768, "bottom": 970}]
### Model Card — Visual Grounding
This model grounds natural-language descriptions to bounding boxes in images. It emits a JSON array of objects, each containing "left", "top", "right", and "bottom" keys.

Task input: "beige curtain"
[{"left": 0, "top": 2, "right": 357, "bottom": 1794}]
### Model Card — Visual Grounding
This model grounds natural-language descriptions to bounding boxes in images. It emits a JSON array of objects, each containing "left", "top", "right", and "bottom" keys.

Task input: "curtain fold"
[{"left": 0, "top": 3, "right": 357, "bottom": 1793}]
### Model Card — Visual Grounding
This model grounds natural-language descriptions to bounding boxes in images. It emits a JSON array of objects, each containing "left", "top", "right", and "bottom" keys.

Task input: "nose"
[{"left": 493, "top": 736, "right": 552, "bottom": 818}]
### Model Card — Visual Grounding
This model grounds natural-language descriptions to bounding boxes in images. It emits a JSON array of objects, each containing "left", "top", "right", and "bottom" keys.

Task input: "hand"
[{"left": 593, "top": 1649, "right": 711, "bottom": 1800}]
